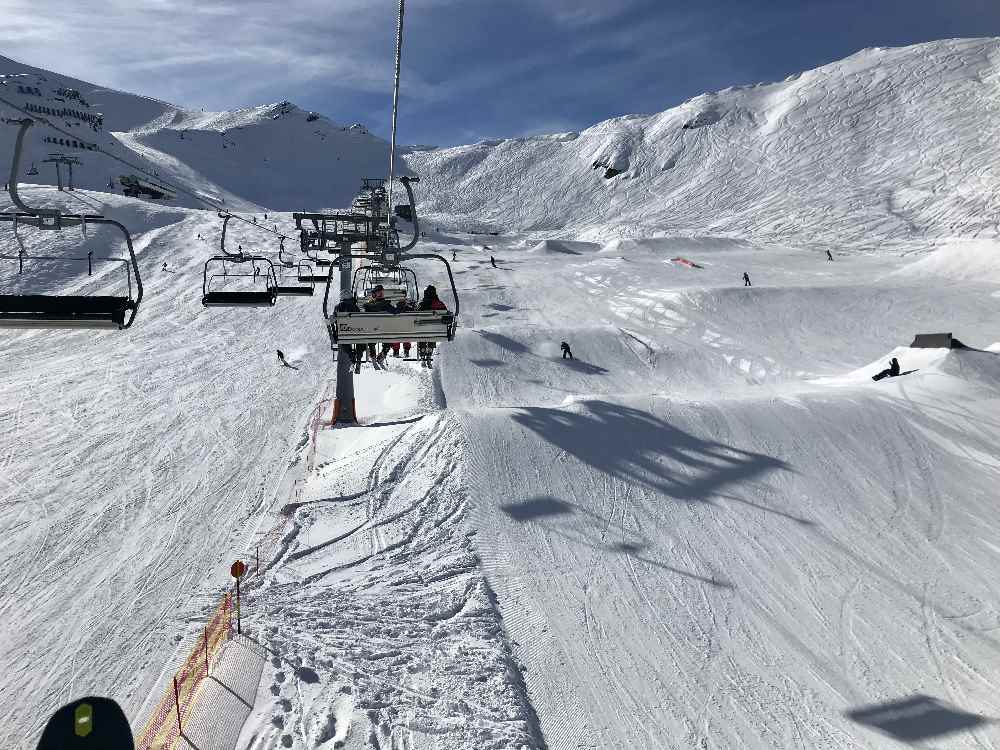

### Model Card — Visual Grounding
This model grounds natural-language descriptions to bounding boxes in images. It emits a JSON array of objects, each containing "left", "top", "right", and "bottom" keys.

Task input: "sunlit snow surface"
[{"left": 5, "top": 36, "right": 1000, "bottom": 750}]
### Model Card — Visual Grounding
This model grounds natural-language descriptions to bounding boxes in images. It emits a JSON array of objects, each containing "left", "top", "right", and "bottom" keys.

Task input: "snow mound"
[
  {"left": 892, "top": 238, "right": 1000, "bottom": 284},
  {"left": 528, "top": 239, "right": 601, "bottom": 255}
]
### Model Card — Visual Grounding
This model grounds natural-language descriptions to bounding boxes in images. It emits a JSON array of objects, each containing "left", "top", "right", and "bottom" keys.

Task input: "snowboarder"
[
  {"left": 490, "top": 256, "right": 497, "bottom": 269},
  {"left": 417, "top": 285, "right": 449, "bottom": 368},
  {"left": 561, "top": 342, "right": 573, "bottom": 360},
  {"left": 743, "top": 272, "right": 751, "bottom": 287},
  {"left": 277, "top": 350, "right": 299, "bottom": 370},
  {"left": 826, "top": 250, "right": 834, "bottom": 261},
  {"left": 872, "top": 357, "right": 901, "bottom": 381}
]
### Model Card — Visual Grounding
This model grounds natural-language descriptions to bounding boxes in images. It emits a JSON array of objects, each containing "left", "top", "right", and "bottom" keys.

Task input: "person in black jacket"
[
  {"left": 363, "top": 286, "right": 396, "bottom": 366},
  {"left": 872, "top": 357, "right": 901, "bottom": 381},
  {"left": 333, "top": 292, "right": 365, "bottom": 369},
  {"left": 561, "top": 341, "right": 573, "bottom": 360}
]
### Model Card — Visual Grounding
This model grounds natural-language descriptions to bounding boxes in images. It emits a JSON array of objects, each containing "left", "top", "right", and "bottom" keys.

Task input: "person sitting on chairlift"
[
  {"left": 416, "top": 285, "right": 448, "bottom": 367},
  {"left": 363, "top": 285, "right": 396, "bottom": 365},
  {"left": 334, "top": 292, "right": 364, "bottom": 367}
]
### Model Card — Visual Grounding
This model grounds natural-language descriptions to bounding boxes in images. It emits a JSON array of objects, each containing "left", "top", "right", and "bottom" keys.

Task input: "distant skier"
[
  {"left": 277, "top": 349, "right": 299, "bottom": 370},
  {"left": 826, "top": 250, "right": 834, "bottom": 261},
  {"left": 872, "top": 357, "right": 901, "bottom": 381},
  {"left": 162, "top": 262, "right": 169, "bottom": 272},
  {"left": 561, "top": 341, "right": 573, "bottom": 360},
  {"left": 742, "top": 272, "right": 751, "bottom": 287},
  {"left": 490, "top": 256, "right": 497, "bottom": 269},
  {"left": 452, "top": 250, "right": 457, "bottom": 262},
  {"left": 264, "top": 213, "right": 268, "bottom": 221},
  {"left": 252, "top": 216, "right": 257, "bottom": 224}
]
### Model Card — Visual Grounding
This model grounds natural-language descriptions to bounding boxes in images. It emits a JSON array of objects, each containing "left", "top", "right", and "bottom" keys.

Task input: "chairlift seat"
[
  {"left": 201, "top": 290, "right": 276, "bottom": 307},
  {"left": 298, "top": 273, "right": 330, "bottom": 283},
  {"left": 0, "top": 294, "right": 134, "bottom": 328},
  {"left": 275, "top": 285, "right": 315, "bottom": 297},
  {"left": 332, "top": 311, "right": 455, "bottom": 344}
]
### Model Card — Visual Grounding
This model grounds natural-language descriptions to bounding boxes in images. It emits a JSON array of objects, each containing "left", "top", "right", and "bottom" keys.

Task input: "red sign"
[{"left": 230, "top": 560, "right": 246, "bottom": 579}]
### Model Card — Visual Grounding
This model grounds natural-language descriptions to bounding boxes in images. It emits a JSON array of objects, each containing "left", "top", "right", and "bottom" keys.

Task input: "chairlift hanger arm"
[
  {"left": 397, "top": 175, "right": 419, "bottom": 252},
  {"left": 398, "top": 253, "right": 459, "bottom": 318},
  {"left": 6, "top": 119, "right": 58, "bottom": 217}
]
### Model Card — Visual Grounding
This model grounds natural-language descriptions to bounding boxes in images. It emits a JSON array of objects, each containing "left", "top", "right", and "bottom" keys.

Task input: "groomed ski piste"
[{"left": 5, "top": 36, "right": 1000, "bottom": 750}]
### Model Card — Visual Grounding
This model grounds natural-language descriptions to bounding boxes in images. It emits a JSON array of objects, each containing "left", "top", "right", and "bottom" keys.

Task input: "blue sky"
[{"left": 3, "top": 0, "right": 1000, "bottom": 146}]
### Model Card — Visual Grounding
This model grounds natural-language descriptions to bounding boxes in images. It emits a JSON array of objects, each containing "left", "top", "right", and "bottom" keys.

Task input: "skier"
[
  {"left": 742, "top": 272, "right": 751, "bottom": 287},
  {"left": 162, "top": 262, "right": 169, "bottom": 272},
  {"left": 277, "top": 350, "right": 299, "bottom": 370},
  {"left": 872, "top": 357, "right": 901, "bottom": 381},
  {"left": 826, "top": 250, "right": 834, "bottom": 261},
  {"left": 452, "top": 250, "right": 457, "bottom": 262},
  {"left": 490, "top": 256, "right": 497, "bottom": 269},
  {"left": 561, "top": 341, "right": 573, "bottom": 360},
  {"left": 417, "top": 285, "right": 448, "bottom": 368},
  {"left": 253, "top": 216, "right": 257, "bottom": 224}
]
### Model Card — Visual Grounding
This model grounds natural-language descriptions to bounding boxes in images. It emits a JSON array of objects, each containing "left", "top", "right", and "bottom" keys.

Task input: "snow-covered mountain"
[
  {"left": 0, "top": 54, "right": 399, "bottom": 212},
  {"left": 406, "top": 37, "right": 1000, "bottom": 248}
]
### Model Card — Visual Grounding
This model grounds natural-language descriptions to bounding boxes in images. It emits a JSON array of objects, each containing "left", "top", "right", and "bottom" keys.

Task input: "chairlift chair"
[
  {"left": 202, "top": 256, "right": 277, "bottom": 307},
  {"left": 0, "top": 119, "right": 142, "bottom": 329},
  {"left": 201, "top": 213, "right": 277, "bottom": 306},
  {"left": 324, "top": 253, "right": 459, "bottom": 346},
  {"left": 275, "top": 261, "right": 315, "bottom": 297},
  {"left": 26, "top": 162, "right": 38, "bottom": 176}
]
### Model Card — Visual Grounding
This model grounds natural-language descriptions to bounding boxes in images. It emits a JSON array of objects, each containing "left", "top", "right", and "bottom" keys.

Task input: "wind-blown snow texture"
[
  {"left": 5, "top": 37, "right": 1000, "bottom": 750},
  {"left": 406, "top": 38, "right": 1000, "bottom": 248}
]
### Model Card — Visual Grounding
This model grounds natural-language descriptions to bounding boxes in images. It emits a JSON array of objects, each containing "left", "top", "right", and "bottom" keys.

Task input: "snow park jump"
[{"left": 6, "top": 4, "right": 1000, "bottom": 750}]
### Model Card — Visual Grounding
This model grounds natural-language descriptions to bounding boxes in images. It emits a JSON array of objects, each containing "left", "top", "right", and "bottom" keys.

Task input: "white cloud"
[{"left": 0, "top": 0, "right": 433, "bottom": 109}]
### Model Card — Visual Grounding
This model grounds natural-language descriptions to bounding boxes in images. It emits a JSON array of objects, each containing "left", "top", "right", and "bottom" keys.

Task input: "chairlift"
[
  {"left": 0, "top": 119, "right": 142, "bottom": 329},
  {"left": 275, "top": 261, "right": 315, "bottom": 297},
  {"left": 354, "top": 264, "right": 417, "bottom": 304},
  {"left": 201, "top": 214, "right": 277, "bottom": 307},
  {"left": 26, "top": 162, "right": 38, "bottom": 177},
  {"left": 323, "top": 254, "right": 459, "bottom": 345}
]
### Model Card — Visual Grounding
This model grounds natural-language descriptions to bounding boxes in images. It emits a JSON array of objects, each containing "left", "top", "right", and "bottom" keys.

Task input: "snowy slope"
[
  {"left": 5, "top": 36, "right": 1000, "bottom": 750},
  {"left": 0, "top": 54, "right": 401, "bottom": 212},
  {"left": 429, "top": 232, "right": 1000, "bottom": 749},
  {"left": 406, "top": 38, "right": 1000, "bottom": 248}
]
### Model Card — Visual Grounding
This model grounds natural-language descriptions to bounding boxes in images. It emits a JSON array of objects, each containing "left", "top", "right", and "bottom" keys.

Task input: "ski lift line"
[
  {"left": 0, "top": 101, "right": 288, "bottom": 242},
  {"left": 385, "top": 0, "right": 405, "bottom": 227}
]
